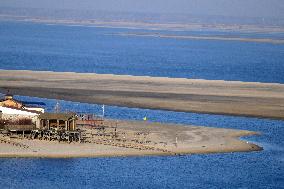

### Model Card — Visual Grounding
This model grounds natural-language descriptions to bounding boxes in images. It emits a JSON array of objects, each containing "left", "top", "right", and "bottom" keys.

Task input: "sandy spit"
[
  {"left": 0, "top": 70, "right": 284, "bottom": 120},
  {"left": 0, "top": 119, "right": 262, "bottom": 158}
]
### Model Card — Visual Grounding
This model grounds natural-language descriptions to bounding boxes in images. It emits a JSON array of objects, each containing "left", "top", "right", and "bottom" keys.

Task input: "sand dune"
[{"left": 0, "top": 70, "right": 284, "bottom": 120}]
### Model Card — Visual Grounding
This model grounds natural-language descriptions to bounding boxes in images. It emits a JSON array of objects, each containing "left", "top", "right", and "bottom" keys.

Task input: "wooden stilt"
[
  {"left": 72, "top": 119, "right": 75, "bottom": 131},
  {"left": 47, "top": 120, "right": 50, "bottom": 130},
  {"left": 65, "top": 121, "right": 68, "bottom": 130}
]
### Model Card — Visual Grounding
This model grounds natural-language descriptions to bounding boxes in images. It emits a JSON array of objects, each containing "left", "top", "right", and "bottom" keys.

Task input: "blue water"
[
  {"left": 0, "top": 21, "right": 284, "bottom": 188},
  {"left": 0, "top": 21, "right": 284, "bottom": 83},
  {"left": 0, "top": 96, "right": 284, "bottom": 188}
]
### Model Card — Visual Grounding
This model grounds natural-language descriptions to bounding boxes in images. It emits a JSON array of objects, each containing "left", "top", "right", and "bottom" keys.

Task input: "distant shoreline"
[
  {"left": 1, "top": 16, "right": 283, "bottom": 44},
  {"left": 116, "top": 33, "right": 284, "bottom": 44},
  {"left": 1, "top": 15, "right": 284, "bottom": 34}
]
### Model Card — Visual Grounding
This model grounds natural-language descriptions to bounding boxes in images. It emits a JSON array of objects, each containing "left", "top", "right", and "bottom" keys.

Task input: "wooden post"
[
  {"left": 175, "top": 134, "right": 178, "bottom": 148},
  {"left": 22, "top": 130, "right": 25, "bottom": 139},
  {"left": 72, "top": 119, "right": 75, "bottom": 131},
  {"left": 57, "top": 120, "right": 59, "bottom": 130},
  {"left": 47, "top": 120, "right": 50, "bottom": 130},
  {"left": 65, "top": 121, "right": 68, "bottom": 131}
]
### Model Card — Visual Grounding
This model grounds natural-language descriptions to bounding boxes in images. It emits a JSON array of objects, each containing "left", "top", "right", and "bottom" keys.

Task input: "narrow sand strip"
[
  {"left": 0, "top": 70, "right": 284, "bottom": 120},
  {"left": 117, "top": 33, "right": 284, "bottom": 44}
]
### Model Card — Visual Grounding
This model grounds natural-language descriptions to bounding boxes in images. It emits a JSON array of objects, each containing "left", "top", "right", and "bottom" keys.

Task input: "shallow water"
[{"left": 0, "top": 21, "right": 283, "bottom": 188}]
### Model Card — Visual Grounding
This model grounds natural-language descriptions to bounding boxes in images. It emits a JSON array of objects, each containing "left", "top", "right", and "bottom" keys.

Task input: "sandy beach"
[
  {"left": 0, "top": 70, "right": 284, "bottom": 120},
  {"left": 0, "top": 119, "right": 262, "bottom": 158}
]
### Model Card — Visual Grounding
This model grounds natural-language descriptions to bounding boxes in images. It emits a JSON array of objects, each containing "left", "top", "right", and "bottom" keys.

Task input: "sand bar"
[
  {"left": 117, "top": 33, "right": 284, "bottom": 44},
  {"left": 2, "top": 15, "right": 284, "bottom": 33},
  {"left": 0, "top": 70, "right": 284, "bottom": 120},
  {"left": 0, "top": 120, "right": 262, "bottom": 158}
]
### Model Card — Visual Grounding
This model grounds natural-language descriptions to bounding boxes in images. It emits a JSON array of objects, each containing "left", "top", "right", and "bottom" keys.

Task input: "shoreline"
[{"left": 0, "top": 120, "right": 263, "bottom": 158}]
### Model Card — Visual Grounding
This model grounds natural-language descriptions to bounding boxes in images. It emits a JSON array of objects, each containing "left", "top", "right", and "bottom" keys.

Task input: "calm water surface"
[
  {"left": 0, "top": 21, "right": 283, "bottom": 83},
  {"left": 0, "top": 21, "right": 283, "bottom": 188}
]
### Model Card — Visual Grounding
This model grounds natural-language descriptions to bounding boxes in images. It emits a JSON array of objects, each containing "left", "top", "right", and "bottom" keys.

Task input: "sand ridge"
[{"left": 0, "top": 70, "right": 284, "bottom": 120}]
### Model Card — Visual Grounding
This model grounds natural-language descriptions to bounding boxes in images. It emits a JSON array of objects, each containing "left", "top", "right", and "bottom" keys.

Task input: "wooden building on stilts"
[{"left": 38, "top": 113, "right": 77, "bottom": 131}]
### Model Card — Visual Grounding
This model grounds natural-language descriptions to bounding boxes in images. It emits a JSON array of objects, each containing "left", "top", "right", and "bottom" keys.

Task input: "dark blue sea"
[{"left": 0, "top": 21, "right": 283, "bottom": 189}]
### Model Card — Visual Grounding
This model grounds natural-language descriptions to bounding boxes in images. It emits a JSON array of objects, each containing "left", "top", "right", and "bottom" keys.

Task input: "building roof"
[
  {"left": 0, "top": 98, "right": 22, "bottom": 104},
  {"left": 0, "top": 94, "right": 45, "bottom": 112},
  {"left": 39, "top": 113, "right": 76, "bottom": 121}
]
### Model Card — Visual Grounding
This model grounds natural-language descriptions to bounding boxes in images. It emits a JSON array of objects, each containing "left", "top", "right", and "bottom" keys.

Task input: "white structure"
[
  {"left": 0, "top": 94, "right": 45, "bottom": 114},
  {"left": 0, "top": 106, "right": 40, "bottom": 127},
  {"left": 0, "top": 106, "right": 39, "bottom": 116},
  {"left": 0, "top": 94, "right": 45, "bottom": 129}
]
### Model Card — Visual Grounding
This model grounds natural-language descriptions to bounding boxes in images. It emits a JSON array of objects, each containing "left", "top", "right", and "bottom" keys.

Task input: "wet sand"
[
  {"left": 0, "top": 120, "right": 262, "bottom": 158},
  {"left": 0, "top": 70, "right": 284, "bottom": 120},
  {"left": 117, "top": 33, "right": 284, "bottom": 44}
]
